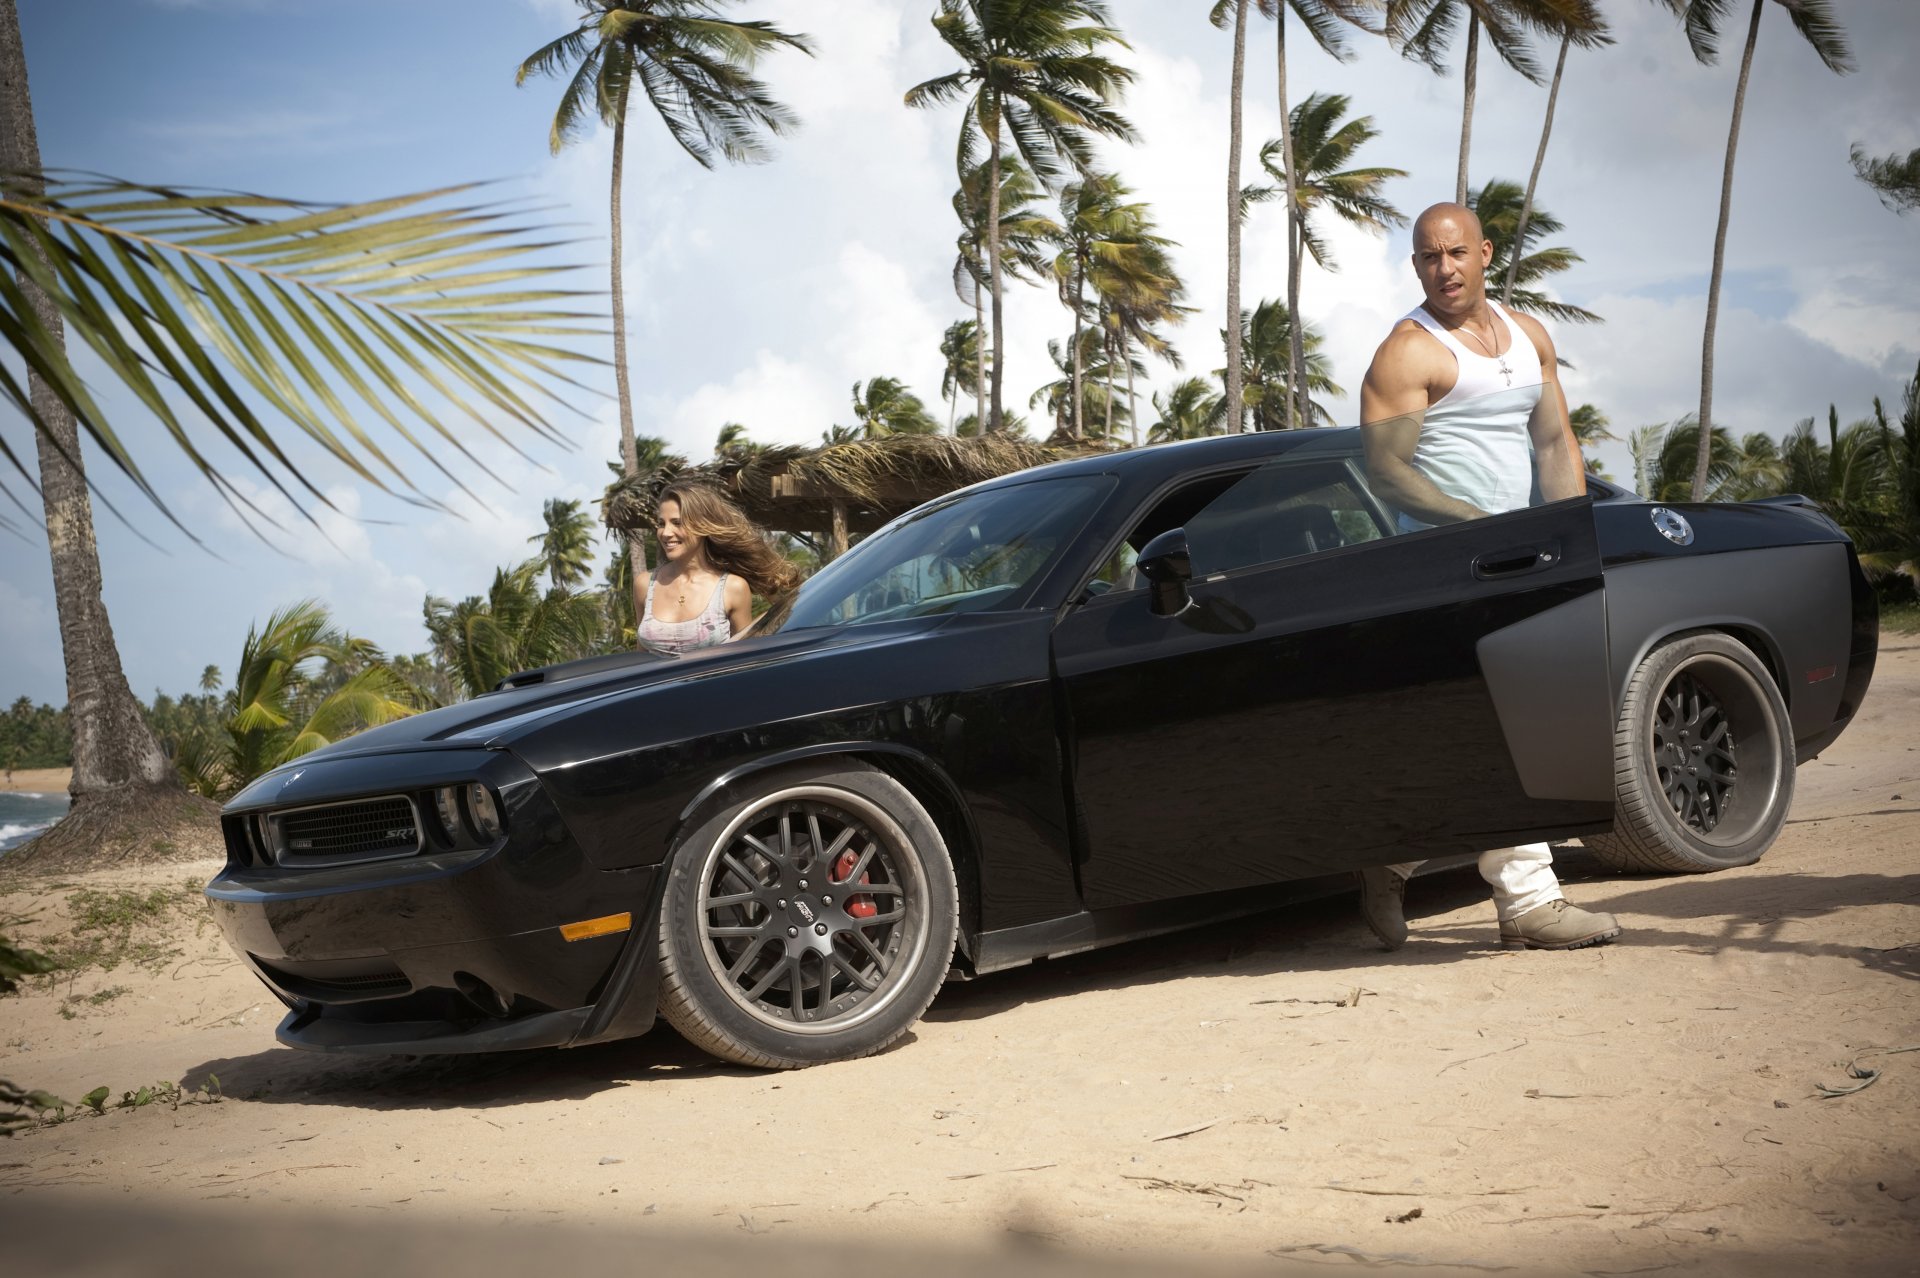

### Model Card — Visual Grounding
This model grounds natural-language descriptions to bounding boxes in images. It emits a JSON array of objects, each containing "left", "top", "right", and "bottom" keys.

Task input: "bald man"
[{"left": 1352, "top": 202, "right": 1621, "bottom": 953}]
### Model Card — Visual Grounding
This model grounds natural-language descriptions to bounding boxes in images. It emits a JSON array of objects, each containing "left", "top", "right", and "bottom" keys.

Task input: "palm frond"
[
  {"left": 1779, "top": 0, "right": 1852, "bottom": 75},
  {"left": 0, "top": 175, "right": 601, "bottom": 537},
  {"left": 1681, "top": 0, "right": 1737, "bottom": 64}
]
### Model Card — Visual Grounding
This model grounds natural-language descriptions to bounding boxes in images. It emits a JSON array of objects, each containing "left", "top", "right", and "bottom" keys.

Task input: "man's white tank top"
[{"left": 1399, "top": 299, "right": 1544, "bottom": 522}]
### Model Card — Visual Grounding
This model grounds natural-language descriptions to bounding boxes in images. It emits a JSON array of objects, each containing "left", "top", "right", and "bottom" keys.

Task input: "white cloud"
[{"left": 1786, "top": 270, "right": 1920, "bottom": 373}]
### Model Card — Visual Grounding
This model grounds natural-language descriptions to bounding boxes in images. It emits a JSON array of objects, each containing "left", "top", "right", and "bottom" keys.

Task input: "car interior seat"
[{"left": 1255, "top": 504, "right": 1345, "bottom": 564}]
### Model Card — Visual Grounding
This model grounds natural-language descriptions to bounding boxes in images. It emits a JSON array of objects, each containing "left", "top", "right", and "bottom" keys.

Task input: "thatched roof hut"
[{"left": 604, "top": 433, "right": 1111, "bottom": 556}]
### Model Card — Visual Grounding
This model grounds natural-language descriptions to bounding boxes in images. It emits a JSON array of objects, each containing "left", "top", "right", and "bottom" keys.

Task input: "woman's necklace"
[{"left": 669, "top": 566, "right": 708, "bottom": 610}]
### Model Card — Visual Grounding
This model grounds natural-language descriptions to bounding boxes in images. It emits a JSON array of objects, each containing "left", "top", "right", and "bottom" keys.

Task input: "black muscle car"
[{"left": 207, "top": 389, "right": 1878, "bottom": 1068}]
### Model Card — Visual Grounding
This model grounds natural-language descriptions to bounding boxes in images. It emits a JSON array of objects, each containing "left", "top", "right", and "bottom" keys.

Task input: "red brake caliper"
[{"left": 834, "top": 848, "right": 877, "bottom": 919}]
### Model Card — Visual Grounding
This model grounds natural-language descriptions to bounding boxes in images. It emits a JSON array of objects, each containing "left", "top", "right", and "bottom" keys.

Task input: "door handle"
[{"left": 1473, "top": 543, "right": 1560, "bottom": 581}]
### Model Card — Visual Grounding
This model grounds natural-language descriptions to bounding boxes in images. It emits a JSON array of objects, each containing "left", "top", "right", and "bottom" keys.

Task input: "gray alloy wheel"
[
  {"left": 657, "top": 760, "right": 958, "bottom": 1069},
  {"left": 1587, "top": 631, "right": 1794, "bottom": 874}
]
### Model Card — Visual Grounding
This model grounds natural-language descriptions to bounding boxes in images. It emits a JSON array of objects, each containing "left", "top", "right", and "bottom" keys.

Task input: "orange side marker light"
[{"left": 559, "top": 912, "right": 632, "bottom": 942}]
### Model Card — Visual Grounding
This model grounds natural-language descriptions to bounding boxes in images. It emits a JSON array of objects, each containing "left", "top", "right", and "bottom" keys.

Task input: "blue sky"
[{"left": 3, "top": 0, "right": 1917, "bottom": 707}]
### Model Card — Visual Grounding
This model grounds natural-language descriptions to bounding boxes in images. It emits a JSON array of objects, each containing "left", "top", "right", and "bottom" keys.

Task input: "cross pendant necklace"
[{"left": 1454, "top": 319, "right": 1513, "bottom": 386}]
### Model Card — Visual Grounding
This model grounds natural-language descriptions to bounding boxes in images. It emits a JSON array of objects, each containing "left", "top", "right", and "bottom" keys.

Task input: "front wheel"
[
  {"left": 657, "top": 760, "right": 958, "bottom": 1069},
  {"left": 1587, "top": 631, "right": 1794, "bottom": 874}
]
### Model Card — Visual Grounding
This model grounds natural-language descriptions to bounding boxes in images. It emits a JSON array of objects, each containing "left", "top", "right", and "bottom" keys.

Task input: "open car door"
[{"left": 1054, "top": 391, "right": 1617, "bottom": 912}]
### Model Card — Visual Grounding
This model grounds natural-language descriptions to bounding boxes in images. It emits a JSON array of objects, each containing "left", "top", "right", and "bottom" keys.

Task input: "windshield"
[{"left": 758, "top": 475, "right": 1112, "bottom": 635}]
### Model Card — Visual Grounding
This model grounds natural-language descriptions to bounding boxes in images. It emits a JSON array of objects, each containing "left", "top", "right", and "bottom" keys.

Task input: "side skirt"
[{"left": 964, "top": 856, "right": 1479, "bottom": 977}]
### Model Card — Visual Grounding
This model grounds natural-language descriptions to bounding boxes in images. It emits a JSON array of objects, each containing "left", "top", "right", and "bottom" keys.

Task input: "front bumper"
[{"left": 206, "top": 749, "right": 666, "bottom": 1055}]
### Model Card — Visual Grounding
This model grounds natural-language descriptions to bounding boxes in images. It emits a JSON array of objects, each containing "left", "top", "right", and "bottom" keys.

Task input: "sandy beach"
[
  {"left": 1, "top": 765, "right": 69, "bottom": 794},
  {"left": 1, "top": 651, "right": 1914, "bottom": 1277}
]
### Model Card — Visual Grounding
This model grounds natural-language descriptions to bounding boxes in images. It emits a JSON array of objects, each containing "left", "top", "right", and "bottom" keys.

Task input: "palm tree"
[
  {"left": 1627, "top": 422, "right": 1665, "bottom": 497},
  {"left": 1212, "top": 0, "right": 1253, "bottom": 435},
  {"left": 1881, "top": 364, "right": 1920, "bottom": 591},
  {"left": 518, "top": 1, "right": 813, "bottom": 589},
  {"left": 225, "top": 601, "right": 419, "bottom": 791},
  {"left": 0, "top": 6, "right": 601, "bottom": 869},
  {"left": 1149, "top": 377, "right": 1227, "bottom": 443},
  {"left": 1568, "top": 403, "right": 1616, "bottom": 475},
  {"left": 1032, "top": 329, "right": 1136, "bottom": 441},
  {"left": 951, "top": 146, "right": 1059, "bottom": 435},
  {"left": 1677, "top": 0, "right": 1852, "bottom": 500},
  {"left": 849, "top": 378, "right": 940, "bottom": 438},
  {"left": 1223, "top": 300, "right": 1343, "bottom": 430},
  {"left": 197, "top": 666, "right": 223, "bottom": 694},
  {"left": 713, "top": 421, "right": 762, "bottom": 459},
  {"left": 1245, "top": 91, "right": 1406, "bottom": 426},
  {"left": 1851, "top": 144, "right": 1920, "bottom": 216},
  {"left": 908, "top": 0, "right": 1137, "bottom": 434},
  {"left": 1252, "top": 1, "right": 1379, "bottom": 439},
  {"left": 1467, "top": 179, "right": 1600, "bottom": 324},
  {"left": 529, "top": 498, "right": 597, "bottom": 589},
  {"left": 938, "top": 319, "right": 982, "bottom": 434},
  {"left": 425, "top": 563, "right": 612, "bottom": 698},
  {"left": 956, "top": 409, "right": 1032, "bottom": 440},
  {"left": 1047, "top": 173, "right": 1175, "bottom": 440},
  {"left": 1096, "top": 229, "right": 1190, "bottom": 446},
  {"left": 1501, "top": 7, "right": 1615, "bottom": 306},
  {"left": 1634, "top": 416, "right": 1791, "bottom": 505},
  {"left": 1385, "top": 0, "right": 1605, "bottom": 204}
]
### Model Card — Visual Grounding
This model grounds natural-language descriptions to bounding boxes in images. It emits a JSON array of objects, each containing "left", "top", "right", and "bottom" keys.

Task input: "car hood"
[{"left": 269, "top": 620, "right": 940, "bottom": 769}]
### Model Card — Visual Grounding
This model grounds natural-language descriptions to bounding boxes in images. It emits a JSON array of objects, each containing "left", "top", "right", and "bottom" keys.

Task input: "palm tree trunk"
[
  {"left": 972, "top": 282, "right": 986, "bottom": 433},
  {"left": 1695, "top": 0, "right": 1765, "bottom": 502},
  {"left": 1224, "top": 0, "right": 1249, "bottom": 434},
  {"left": 609, "top": 105, "right": 648, "bottom": 618},
  {"left": 1289, "top": 217, "right": 1306, "bottom": 427},
  {"left": 1456, "top": 10, "right": 1479, "bottom": 206},
  {"left": 1103, "top": 327, "right": 1116, "bottom": 440},
  {"left": 0, "top": 0, "right": 179, "bottom": 827},
  {"left": 986, "top": 116, "right": 1007, "bottom": 434},
  {"left": 1504, "top": 32, "right": 1569, "bottom": 305},
  {"left": 1276, "top": 12, "right": 1307, "bottom": 432},
  {"left": 1125, "top": 331, "right": 1139, "bottom": 448},
  {"left": 1070, "top": 260, "right": 1086, "bottom": 439}
]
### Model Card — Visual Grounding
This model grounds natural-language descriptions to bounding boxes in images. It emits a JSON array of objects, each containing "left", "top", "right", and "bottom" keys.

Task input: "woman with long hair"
[{"left": 636, "top": 483, "right": 801, "bottom": 654}]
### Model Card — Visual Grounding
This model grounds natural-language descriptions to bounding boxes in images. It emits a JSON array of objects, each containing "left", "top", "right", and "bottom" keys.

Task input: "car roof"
[{"left": 963, "top": 426, "right": 1359, "bottom": 496}]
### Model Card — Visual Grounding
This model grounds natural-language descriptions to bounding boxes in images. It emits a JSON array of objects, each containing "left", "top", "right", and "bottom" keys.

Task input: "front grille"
[{"left": 277, "top": 796, "right": 420, "bottom": 864}]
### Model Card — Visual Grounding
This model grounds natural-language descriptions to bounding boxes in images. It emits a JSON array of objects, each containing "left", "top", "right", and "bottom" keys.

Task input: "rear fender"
[{"left": 1602, "top": 544, "right": 1852, "bottom": 750}]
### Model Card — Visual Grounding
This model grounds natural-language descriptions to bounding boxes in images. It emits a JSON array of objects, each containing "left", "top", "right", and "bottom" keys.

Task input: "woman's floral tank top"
[{"left": 638, "top": 572, "right": 730, "bottom": 654}]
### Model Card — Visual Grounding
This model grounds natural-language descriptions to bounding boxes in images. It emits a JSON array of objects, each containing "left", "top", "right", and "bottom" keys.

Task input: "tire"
[
  {"left": 656, "top": 759, "right": 959, "bottom": 1069},
  {"left": 1587, "top": 631, "right": 1794, "bottom": 874}
]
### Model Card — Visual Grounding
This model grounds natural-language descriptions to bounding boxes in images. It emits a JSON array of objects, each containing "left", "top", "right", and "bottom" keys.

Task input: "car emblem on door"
[{"left": 1650, "top": 507, "right": 1694, "bottom": 546}]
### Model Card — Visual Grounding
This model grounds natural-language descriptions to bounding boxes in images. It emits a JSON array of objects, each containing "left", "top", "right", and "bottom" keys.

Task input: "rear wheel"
[
  {"left": 1587, "top": 632, "right": 1794, "bottom": 874},
  {"left": 657, "top": 760, "right": 958, "bottom": 1069}
]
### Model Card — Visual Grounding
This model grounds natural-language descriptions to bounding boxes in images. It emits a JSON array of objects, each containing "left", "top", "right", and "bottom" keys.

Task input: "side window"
[
  {"left": 1184, "top": 459, "right": 1390, "bottom": 577},
  {"left": 1091, "top": 469, "right": 1250, "bottom": 594}
]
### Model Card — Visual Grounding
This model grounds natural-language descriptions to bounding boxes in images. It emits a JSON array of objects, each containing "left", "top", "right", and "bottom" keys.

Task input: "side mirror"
[{"left": 1135, "top": 527, "right": 1193, "bottom": 617}]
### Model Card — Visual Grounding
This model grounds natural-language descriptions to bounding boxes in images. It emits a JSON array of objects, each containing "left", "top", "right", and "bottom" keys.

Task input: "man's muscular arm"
[
  {"left": 1513, "top": 312, "right": 1584, "bottom": 504},
  {"left": 1360, "top": 325, "right": 1490, "bottom": 524}
]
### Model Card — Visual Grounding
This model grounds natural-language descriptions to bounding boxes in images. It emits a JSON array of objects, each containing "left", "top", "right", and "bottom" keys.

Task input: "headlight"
[
  {"left": 251, "top": 813, "right": 283, "bottom": 863},
  {"left": 432, "top": 787, "right": 462, "bottom": 842},
  {"left": 465, "top": 783, "right": 504, "bottom": 840}
]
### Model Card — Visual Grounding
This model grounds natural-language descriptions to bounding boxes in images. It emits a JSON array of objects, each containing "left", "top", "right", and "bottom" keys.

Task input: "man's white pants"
[{"left": 1385, "top": 843, "right": 1563, "bottom": 922}]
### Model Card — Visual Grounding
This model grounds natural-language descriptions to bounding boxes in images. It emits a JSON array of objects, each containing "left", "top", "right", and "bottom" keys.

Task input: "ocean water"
[{"left": 0, "top": 791, "right": 70, "bottom": 854}]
